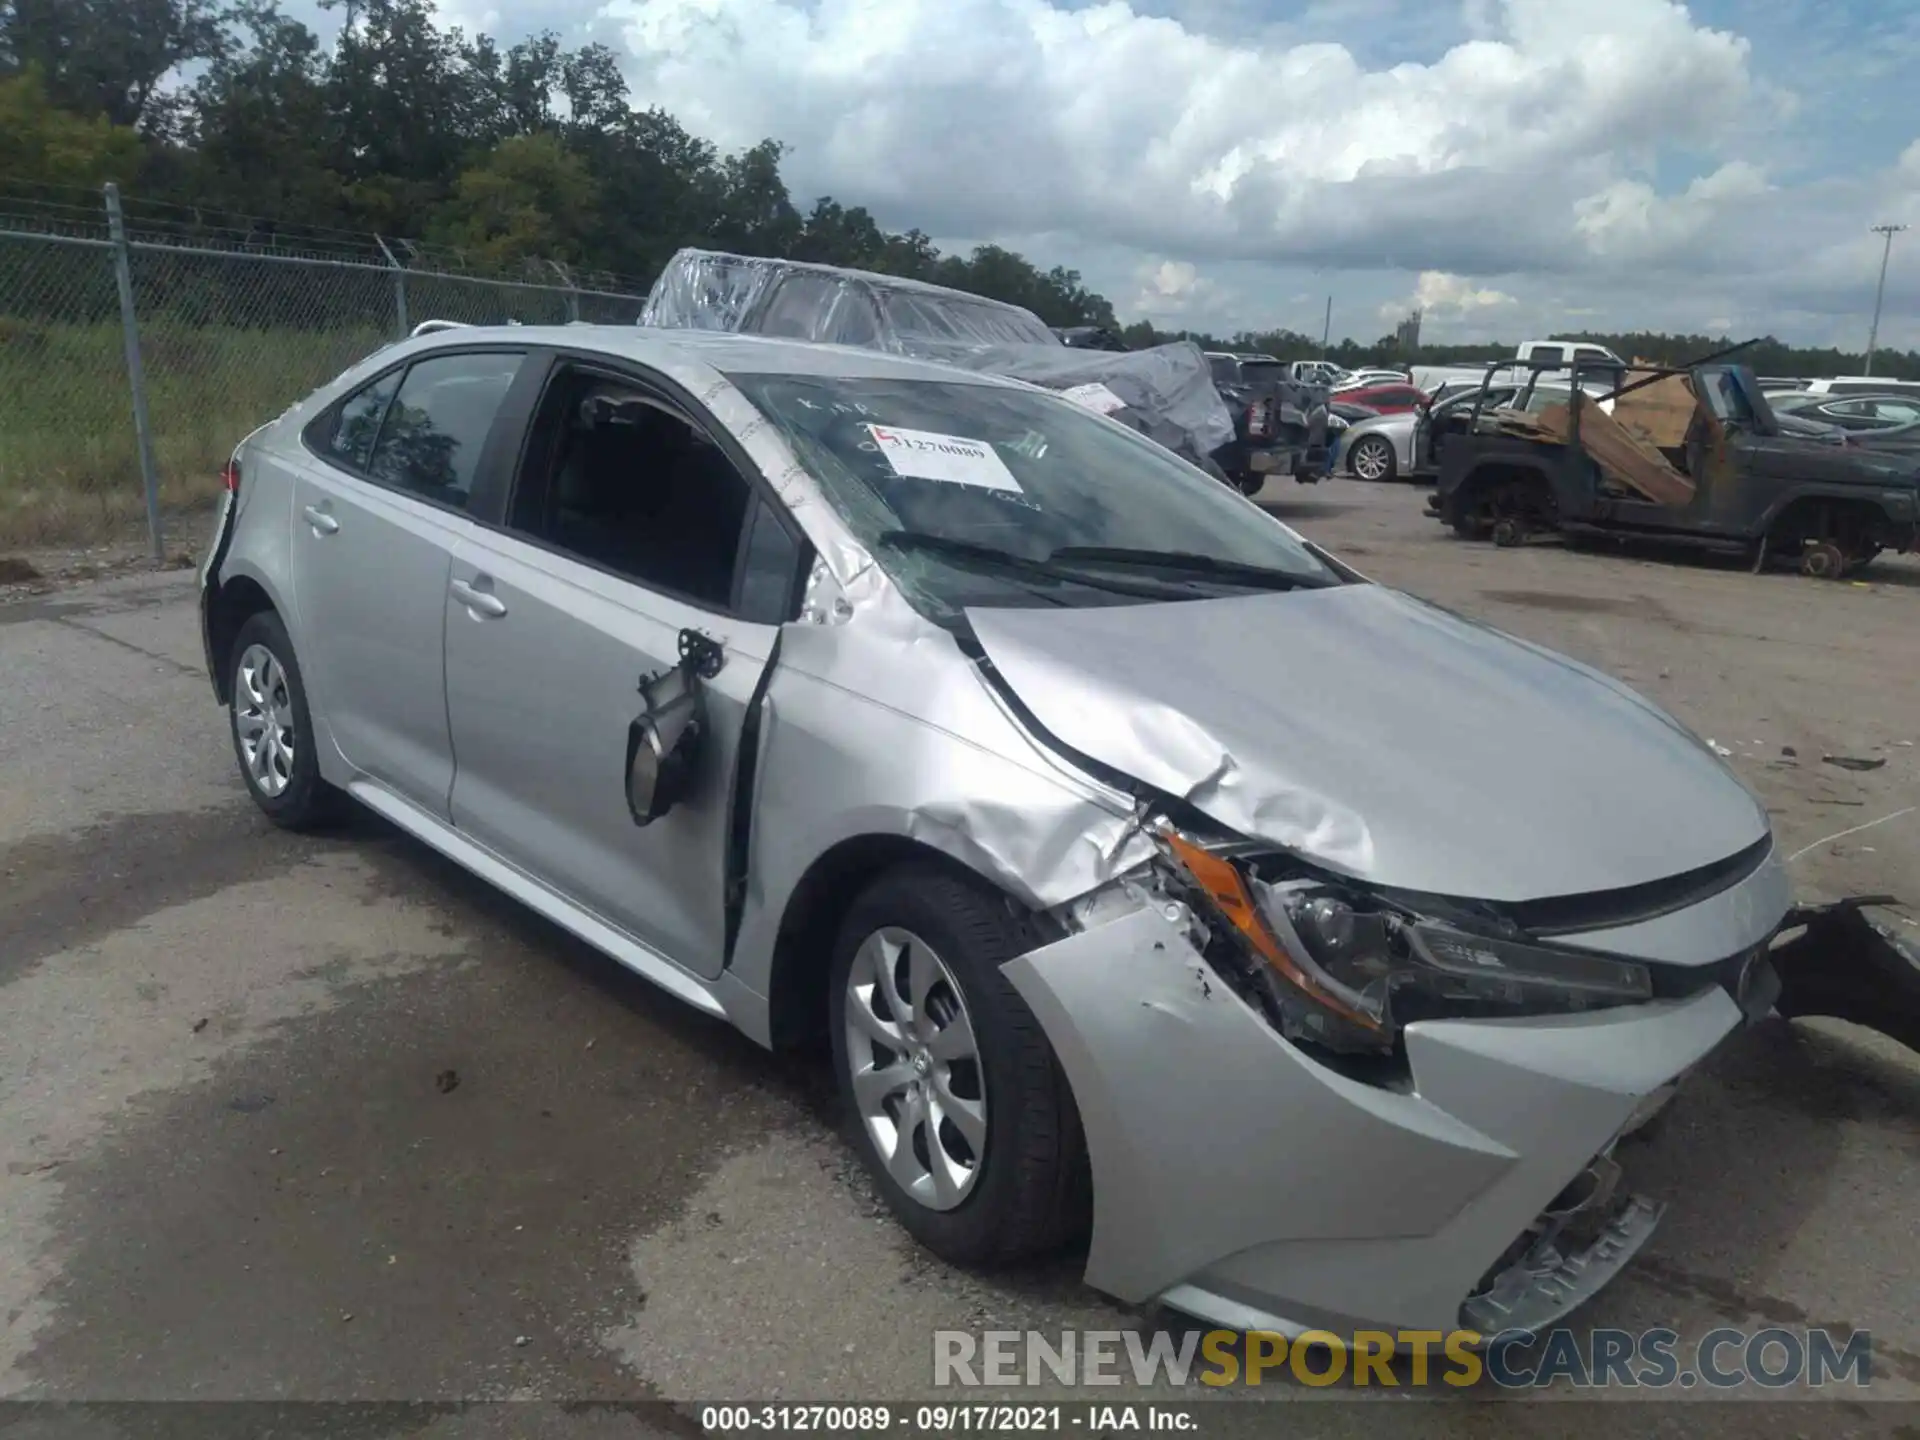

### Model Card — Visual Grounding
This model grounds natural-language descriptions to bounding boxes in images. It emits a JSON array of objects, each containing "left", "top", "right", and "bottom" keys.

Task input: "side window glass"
[
  {"left": 1531, "top": 346, "right": 1564, "bottom": 368},
  {"left": 324, "top": 370, "right": 401, "bottom": 470},
  {"left": 515, "top": 371, "right": 756, "bottom": 609},
  {"left": 735, "top": 497, "right": 802, "bottom": 623},
  {"left": 367, "top": 352, "right": 524, "bottom": 508}
]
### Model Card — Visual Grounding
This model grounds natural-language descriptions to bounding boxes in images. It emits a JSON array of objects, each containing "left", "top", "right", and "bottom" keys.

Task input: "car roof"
[{"left": 402, "top": 323, "right": 1027, "bottom": 388}]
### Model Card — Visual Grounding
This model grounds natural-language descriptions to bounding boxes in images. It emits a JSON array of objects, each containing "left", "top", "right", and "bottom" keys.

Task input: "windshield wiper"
[
  {"left": 875, "top": 531, "right": 1189, "bottom": 600},
  {"left": 1045, "top": 546, "right": 1336, "bottom": 590}
]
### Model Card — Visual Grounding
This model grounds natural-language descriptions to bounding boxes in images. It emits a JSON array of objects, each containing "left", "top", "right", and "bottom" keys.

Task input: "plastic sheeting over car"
[{"left": 639, "top": 248, "right": 1237, "bottom": 464}]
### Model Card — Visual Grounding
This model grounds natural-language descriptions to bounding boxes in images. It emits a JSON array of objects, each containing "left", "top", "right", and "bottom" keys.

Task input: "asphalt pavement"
[{"left": 2, "top": 480, "right": 1917, "bottom": 1434}]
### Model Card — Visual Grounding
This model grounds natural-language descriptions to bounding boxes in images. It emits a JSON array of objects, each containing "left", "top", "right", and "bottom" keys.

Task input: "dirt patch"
[
  {"left": 20, "top": 880, "right": 826, "bottom": 1400},
  {"left": 0, "top": 805, "right": 331, "bottom": 986},
  {"left": 1477, "top": 587, "right": 1693, "bottom": 631},
  {"left": 1478, "top": 588, "right": 1640, "bottom": 614}
]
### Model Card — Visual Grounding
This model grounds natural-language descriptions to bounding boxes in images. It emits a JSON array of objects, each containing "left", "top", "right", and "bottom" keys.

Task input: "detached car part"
[
  {"left": 1771, "top": 898, "right": 1920, "bottom": 1054},
  {"left": 626, "top": 629, "right": 724, "bottom": 826}
]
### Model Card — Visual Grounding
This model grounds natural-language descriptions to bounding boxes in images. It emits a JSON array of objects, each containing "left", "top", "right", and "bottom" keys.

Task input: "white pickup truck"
[
  {"left": 1514, "top": 339, "right": 1625, "bottom": 370},
  {"left": 1415, "top": 341, "right": 1626, "bottom": 399}
]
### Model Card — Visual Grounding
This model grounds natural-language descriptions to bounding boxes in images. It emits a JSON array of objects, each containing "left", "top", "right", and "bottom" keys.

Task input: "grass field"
[{"left": 0, "top": 318, "right": 389, "bottom": 548}]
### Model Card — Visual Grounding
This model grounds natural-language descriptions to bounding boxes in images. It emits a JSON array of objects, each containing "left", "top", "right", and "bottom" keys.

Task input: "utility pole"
[
  {"left": 1320, "top": 295, "right": 1332, "bottom": 358},
  {"left": 1864, "top": 223, "right": 1907, "bottom": 376}
]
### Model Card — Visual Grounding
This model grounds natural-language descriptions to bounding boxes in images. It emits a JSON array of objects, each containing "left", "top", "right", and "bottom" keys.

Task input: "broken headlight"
[{"left": 1159, "top": 832, "right": 1653, "bottom": 1054}]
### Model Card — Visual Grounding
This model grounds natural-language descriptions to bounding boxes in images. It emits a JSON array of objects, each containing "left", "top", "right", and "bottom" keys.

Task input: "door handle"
[
  {"left": 303, "top": 504, "right": 339, "bottom": 535},
  {"left": 450, "top": 577, "right": 507, "bottom": 618}
]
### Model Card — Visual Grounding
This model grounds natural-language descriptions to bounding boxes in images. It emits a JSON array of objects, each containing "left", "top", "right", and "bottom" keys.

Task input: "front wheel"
[
  {"left": 1349, "top": 435, "right": 1397, "bottom": 482},
  {"left": 829, "top": 864, "right": 1088, "bottom": 1267}
]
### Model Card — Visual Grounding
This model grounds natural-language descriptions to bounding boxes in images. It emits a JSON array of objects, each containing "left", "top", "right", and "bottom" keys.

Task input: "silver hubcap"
[
  {"left": 1353, "top": 440, "right": 1390, "bottom": 479},
  {"left": 843, "top": 926, "right": 987, "bottom": 1211},
  {"left": 235, "top": 643, "right": 296, "bottom": 797}
]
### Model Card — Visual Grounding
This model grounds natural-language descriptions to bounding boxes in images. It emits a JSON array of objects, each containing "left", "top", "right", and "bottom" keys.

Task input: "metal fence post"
[
  {"left": 377, "top": 236, "right": 409, "bottom": 337},
  {"left": 104, "top": 183, "right": 164, "bottom": 562},
  {"left": 548, "top": 260, "right": 581, "bottom": 323}
]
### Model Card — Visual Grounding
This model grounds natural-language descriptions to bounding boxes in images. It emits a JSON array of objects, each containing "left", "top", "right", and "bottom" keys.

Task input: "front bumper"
[{"left": 1004, "top": 903, "right": 1745, "bottom": 1336}]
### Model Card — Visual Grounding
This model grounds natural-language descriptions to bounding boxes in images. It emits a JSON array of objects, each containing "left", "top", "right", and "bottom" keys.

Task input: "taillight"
[
  {"left": 1247, "top": 399, "right": 1274, "bottom": 440},
  {"left": 221, "top": 456, "right": 240, "bottom": 493}
]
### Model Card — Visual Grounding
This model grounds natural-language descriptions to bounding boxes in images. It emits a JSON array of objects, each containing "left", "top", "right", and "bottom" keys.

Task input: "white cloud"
[
  {"left": 591, "top": 0, "right": 1920, "bottom": 345},
  {"left": 1378, "top": 270, "right": 1518, "bottom": 325},
  {"left": 602, "top": 0, "right": 1757, "bottom": 258},
  {"left": 1130, "top": 258, "right": 1229, "bottom": 322},
  {"left": 1573, "top": 161, "right": 1773, "bottom": 261}
]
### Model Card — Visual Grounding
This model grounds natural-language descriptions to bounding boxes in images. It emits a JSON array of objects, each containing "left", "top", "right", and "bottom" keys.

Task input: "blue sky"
[{"left": 344, "top": 0, "right": 1920, "bottom": 348}]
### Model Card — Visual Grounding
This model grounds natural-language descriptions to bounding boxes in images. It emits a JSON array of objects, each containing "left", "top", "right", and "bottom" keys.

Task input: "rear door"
[
  {"left": 441, "top": 355, "right": 809, "bottom": 978},
  {"left": 288, "top": 347, "right": 530, "bottom": 815}
]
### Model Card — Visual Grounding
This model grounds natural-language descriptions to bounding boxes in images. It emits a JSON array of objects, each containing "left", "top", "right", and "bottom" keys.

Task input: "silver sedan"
[
  {"left": 197, "top": 323, "right": 1905, "bottom": 1340},
  {"left": 1335, "top": 409, "right": 1420, "bottom": 481}
]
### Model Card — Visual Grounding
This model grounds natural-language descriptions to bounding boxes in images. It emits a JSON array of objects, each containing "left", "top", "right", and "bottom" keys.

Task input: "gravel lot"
[{"left": 2, "top": 479, "right": 1916, "bottom": 1431}]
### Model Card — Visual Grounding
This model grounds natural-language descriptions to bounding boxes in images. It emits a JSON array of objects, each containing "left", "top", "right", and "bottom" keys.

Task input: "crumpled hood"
[{"left": 967, "top": 584, "right": 1770, "bottom": 904}]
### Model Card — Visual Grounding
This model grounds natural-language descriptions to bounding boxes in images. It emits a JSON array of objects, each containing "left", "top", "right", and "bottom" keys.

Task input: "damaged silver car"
[{"left": 200, "top": 324, "right": 1919, "bottom": 1339}]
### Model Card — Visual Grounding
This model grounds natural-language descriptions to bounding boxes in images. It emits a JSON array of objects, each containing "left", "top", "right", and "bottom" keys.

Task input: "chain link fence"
[{"left": 1, "top": 186, "right": 649, "bottom": 554}]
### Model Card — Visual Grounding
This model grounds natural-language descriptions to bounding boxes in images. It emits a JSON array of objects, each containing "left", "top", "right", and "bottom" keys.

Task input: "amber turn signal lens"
[{"left": 1161, "top": 831, "right": 1382, "bottom": 1032}]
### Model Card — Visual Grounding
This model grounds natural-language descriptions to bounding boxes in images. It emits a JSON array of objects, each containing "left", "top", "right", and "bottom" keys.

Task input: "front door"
[{"left": 442, "top": 361, "right": 806, "bottom": 978}]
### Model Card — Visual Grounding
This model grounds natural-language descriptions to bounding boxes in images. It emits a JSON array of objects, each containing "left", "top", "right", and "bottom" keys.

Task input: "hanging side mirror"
[{"left": 625, "top": 630, "right": 725, "bottom": 826}]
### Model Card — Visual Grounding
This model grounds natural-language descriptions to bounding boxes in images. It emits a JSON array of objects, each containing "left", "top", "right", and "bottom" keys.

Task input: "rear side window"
[
  {"left": 323, "top": 370, "right": 401, "bottom": 470},
  {"left": 365, "top": 352, "right": 525, "bottom": 508},
  {"left": 1529, "top": 346, "right": 1565, "bottom": 367}
]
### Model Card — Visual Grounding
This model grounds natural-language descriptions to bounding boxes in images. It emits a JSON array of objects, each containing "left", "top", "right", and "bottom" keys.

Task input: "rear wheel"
[
  {"left": 228, "top": 610, "right": 344, "bottom": 829},
  {"left": 829, "top": 864, "right": 1088, "bottom": 1267}
]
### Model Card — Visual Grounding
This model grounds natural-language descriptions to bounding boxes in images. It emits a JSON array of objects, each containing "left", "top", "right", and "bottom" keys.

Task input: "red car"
[{"left": 1334, "top": 382, "right": 1428, "bottom": 414}]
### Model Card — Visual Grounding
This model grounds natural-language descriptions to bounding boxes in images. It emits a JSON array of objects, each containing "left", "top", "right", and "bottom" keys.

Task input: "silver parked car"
[
  {"left": 199, "top": 323, "right": 1905, "bottom": 1338},
  {"left": 1338, "top": 384, "right": 1598, "bottom": 482}
]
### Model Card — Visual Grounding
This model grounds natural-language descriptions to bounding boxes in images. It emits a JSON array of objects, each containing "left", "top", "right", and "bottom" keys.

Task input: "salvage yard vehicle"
[
  {"left": 1338, "top": 381, "right": 1579, "bottom": 483},
  {"left": 200, "top": 323, "right": 1920, "bottom": 1340},
  {"left": 1770, "top": 391, "right": 1920, "bottom": 432},
  {"left": 1427, "top": 351, "right": 1920, "bottom": 576},
  {"left": 1332, "top": 379, "right": 1427, "bottom": 414},
  {"left": 1203, "top": 351, "right": 1334, "bottom": 491},
  {"left": 639, "top": 248, "right": 1246, "bottom": 486}
]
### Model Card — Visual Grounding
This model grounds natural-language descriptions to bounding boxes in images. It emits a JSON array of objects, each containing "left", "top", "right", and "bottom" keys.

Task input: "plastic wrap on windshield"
[{"left": 900, "top": 338, "right": 1237, "bottom": 463}]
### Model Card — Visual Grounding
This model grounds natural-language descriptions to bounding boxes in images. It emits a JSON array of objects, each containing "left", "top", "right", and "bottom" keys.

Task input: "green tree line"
[{"left": 2, "top": 0, "right": 1913, "bottom": 378}]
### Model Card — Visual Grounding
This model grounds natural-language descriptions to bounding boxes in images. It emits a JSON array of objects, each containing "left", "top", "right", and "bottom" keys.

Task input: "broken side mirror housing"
[{"left": 624, "top": 630, "right": 725, "bottom": 826}]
